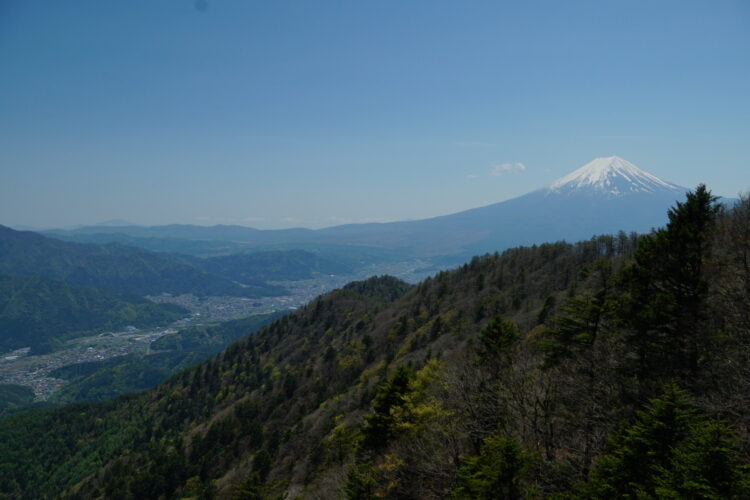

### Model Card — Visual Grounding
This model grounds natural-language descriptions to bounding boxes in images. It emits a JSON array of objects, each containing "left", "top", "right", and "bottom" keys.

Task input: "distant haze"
[
  {"left": 41, "top": 157, "right": 711, "bottom": 265},
  {"left": 1, "top": 1, "right": 748, "bottom": 229}
]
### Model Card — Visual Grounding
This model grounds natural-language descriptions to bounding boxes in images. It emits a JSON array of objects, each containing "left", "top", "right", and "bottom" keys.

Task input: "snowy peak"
[{"left": 548, "top": 156, "right": 681, "bottom": 197}]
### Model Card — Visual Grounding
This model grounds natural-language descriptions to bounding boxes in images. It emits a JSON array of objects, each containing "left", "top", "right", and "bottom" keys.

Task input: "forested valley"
[{"left": 1, "top": 186, "right": 749, "bottom": 499}]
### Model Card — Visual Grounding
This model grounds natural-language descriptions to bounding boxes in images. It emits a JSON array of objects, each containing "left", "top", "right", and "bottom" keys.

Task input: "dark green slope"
[
  {"left": 0, "top": 226, "right": 286, "bottom": 298},
  {"left": 40, "top": 231, "right": 250, "bottom": 257},
  {"left": 48, "top": 311, "right": 287, "bottom": 405},
  {"left": 148, "top": 310, "right": 289, "bottom": 353},
  {"left": 0, "top": 385, "right": 35, "bottom": 416},
  {"left": 0, "top": 241, "right": 603, "bottom": 498},
  {"left": 1, "top": 189, "right": 748, "bottom": 499},
  {"left": 0, "top": 273, "right": 187, "bottom": 353},
  {"left": 197, "top": 249, "right": 354, "bottom": 282},
  {"left": 0, "top": 275, "right": 414, "bottom": 498}
]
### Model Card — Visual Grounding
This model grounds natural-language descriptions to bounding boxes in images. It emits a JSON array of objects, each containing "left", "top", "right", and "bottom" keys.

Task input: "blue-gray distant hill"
[
  {"left": 306, "top": 156, "right": 698, "bottom": 257},
  {"left": 195, "top": 249, "right": 354, "bottom": 282},
  {"left": 0, "top": 226, "right": 286, "bottom": 298},
  {"left": 44, "top": 157, "right": 718, "bottom": 262},
  {"left": 38, "top": 232, "right": 251, "bottom": 257}
]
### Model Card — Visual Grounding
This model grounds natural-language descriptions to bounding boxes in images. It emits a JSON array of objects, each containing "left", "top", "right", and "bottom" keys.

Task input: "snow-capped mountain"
[
  {"left": 307, "top": 156, "right": 691, "bottom": 256},
  {"left": 548, "top": 156, "right": 682, "bottom": 197},
  {"left": 50, "top": 157, "right": 701, "bottom": 262}
]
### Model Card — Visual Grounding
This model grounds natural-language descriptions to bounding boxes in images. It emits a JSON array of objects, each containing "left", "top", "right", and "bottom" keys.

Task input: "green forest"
[
  {"left": 0, "top": 385, "right": 35, "bottom": 415},
  {"left": 0, "top": 274, "right": 187, "bottom": 353},
  {"left": 47, "top": 312, "right": 285, "bottom": 406},
  {"left": 0, "top": 186, "right": 748, "bottom": 499},
  {"left": 0, "top": 226, "right": 287, "bottom": 298},
  {"left": 196, "top": 249, "right": 354, "bottom": 282}
]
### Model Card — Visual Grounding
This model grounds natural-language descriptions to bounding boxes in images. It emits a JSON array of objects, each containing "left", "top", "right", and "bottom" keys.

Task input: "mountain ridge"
[
  {"left": 2, "top": 189, "right": 747, "bottom": 498},
  {"left": 36, "top": 157, "right": 705, "bottom": 259},
  {"left": 0, "top": 225, "right": 287, "bottom": 298},
  {"left": 0, "top": 273, "right": 187, "bottom": 353}
]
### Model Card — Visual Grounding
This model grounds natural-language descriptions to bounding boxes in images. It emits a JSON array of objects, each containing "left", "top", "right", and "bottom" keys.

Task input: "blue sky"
[{"left": 1, "top": 0, "right": 748, "bottom": 229}]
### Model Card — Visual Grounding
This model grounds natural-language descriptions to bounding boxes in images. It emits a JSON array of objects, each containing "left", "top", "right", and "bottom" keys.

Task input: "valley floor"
[
  {"left": 0, "top": 268, "right": 426, "bottom": 402},
  {"left": 0, "top": 326, "right": 173, "bottom": 400}
]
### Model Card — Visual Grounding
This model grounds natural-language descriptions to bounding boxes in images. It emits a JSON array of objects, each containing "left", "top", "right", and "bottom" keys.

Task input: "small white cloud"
[
  {"left": 244, "top": 216, "right": 265, "bottom": 223},
  {"left": 490, "top": 162, "right": 526, "bottom": 176},
  {"left": 466, "top": 173, "right": 481, "bottom": 179}
]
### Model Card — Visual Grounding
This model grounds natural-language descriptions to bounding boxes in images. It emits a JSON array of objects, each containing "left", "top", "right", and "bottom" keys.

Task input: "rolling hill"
[
  {"left": 0, "top": 273, "right": 187, "bottom": 353},
  {"left": 0, "top": 226, "right": 286, "bottom": 298},
  {"left": 43, "top": 157, "right": 701, "bottom": 260},
  {"left": 196, "top": 249, "right": 354, "bottom": 282},
  {"left": 0, "top": 188, "right": 747, "bottom": 499}
]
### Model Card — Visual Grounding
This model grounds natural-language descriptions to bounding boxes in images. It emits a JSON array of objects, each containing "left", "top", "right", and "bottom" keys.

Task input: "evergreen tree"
[
  {"left": 543, "top": 259, "right": 613, "bottom": 366},
  {"left": 583, "top": 382, "right": 749, "bottom": 499},
  {"left": 478, "top": 315, "right": 520, "bottom": 368},
  {"left": 360, "top": 366, "right": 415, "bottom": 451},
  {"left": 451, "top": 431, "right": 536, "bottom": 500},
  {"left": 344, "top": 462, "right": 377, "bottom": 500},
  {"left": 621, "top": 185, "right": 721, "bottom": 389},
  {"left": 542, "top": 259, "right": 618, "bottom": 473},
  {"left": 233, "top": 473, "right": 264, "bottom": 500}
]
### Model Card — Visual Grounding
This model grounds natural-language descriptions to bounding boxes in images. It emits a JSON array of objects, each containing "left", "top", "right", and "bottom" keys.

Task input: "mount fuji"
[
  {"left": 46, "top": 157, "right": 698, "bottom": 260},
  {"left": 547, "top": 156, "right": 682, "bottom": 197},
  {"left": 307, "top": 156, "right": 690, "bottom": 256}
]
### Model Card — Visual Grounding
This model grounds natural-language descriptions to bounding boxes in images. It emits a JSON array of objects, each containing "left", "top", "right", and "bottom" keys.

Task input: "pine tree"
[
  {"left": 477, "top": 315, "right": 519, "bottom": 369},
  {"left": 451, "top": 431, "right": 536, "bottom": 500},
  {"left": 543, "top": 259, "right": 613, "bottom": 366},
  {"left": 621, "top": 185, "right": 721, "bottom": 390},
  {"left": 344, "top": 463, "right": 377, "bottom": 500},
  {"left": 360, "top": 366, "right": 414, "bottom": 451},
  {"left": 583, "top": 382, "right": 749, "bottom": 499}
]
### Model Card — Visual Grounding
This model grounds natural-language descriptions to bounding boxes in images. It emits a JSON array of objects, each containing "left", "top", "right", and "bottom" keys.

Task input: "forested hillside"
[
  {"left": 41, "top": 231, "right": 250, "bottom": 257},
  {"left": 47, "top": 312, "right": 287, "bottom": 405},
  {"left": 0, "top": 385, "right": 35, "bottom": 415},
  {"left": 0, "top": 187, "right": 748, "bottom": 499},
  {"left": 0, "top": 226, "right": 286, "bottom": 298},
  {"left": 197, "top": 250, "right": 353, "bottom": 282},
  {"left": 0, "top": 274, "right": 187, "bottom": 353}
]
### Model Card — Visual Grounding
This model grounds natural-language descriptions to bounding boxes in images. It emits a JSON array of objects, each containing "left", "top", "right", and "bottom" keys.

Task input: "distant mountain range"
[
  {"left": 1, "top": 224, "right": 360, "bottom": 354},
  {"left": 193, "top": 249, "right": 353, "bottom": 282},
  {"left": 0, "top": 273, "right": 187, "bottom": 353},
  {"left": 0, "top": 226, "right": 286, "bottom": 298},
  {"left": 5, "top": 187, "right": 748, "bottom": 498},
  {"left": 0, "top": 225, "right": 372, "bottom": 353},
  {"left": 42, "top": 157, "right": 716, "bottom": 259}
]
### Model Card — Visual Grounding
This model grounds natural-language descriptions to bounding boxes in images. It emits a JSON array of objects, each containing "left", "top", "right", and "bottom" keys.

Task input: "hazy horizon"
[{"left": 2, "top": 1, "right": 748, "bottom": 229}]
